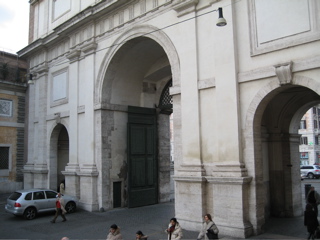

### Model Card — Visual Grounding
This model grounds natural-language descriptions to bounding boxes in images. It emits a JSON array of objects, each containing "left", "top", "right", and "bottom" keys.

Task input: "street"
[
  {"left": 0, "top": 198, "right": 198, "bottom": 240},
  {"left": 0, "top": 179, "right": 319, "bottom": 240}
]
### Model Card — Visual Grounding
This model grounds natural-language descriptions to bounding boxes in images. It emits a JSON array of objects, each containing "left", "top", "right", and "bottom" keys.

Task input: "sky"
[{"left": 0, "top": 0, "right": 30, "bottom": 54}]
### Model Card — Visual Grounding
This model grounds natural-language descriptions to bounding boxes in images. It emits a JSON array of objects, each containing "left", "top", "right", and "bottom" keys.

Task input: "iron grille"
[{"left": 159, "top": 80, "right": 172, "bottom": 114}]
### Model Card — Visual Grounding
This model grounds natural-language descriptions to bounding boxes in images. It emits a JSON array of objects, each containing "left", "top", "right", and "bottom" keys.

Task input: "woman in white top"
[{"left": 197, "top": 214, "right": 219, "bottom": 240}]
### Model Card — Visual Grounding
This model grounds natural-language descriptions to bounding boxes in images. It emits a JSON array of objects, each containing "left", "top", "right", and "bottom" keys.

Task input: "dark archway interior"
[
  {"left": 261, "top": 86, "right": 320, "bottom": 218},
  {"left": 100, "top": 36, "right": 173, "bottom": 207}
]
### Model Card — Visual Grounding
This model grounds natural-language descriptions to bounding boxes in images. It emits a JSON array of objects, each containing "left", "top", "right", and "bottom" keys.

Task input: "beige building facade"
[
  {"left": 0, "top": 51, "right": 28, "bottom": 193},
  {"left": 19, "top": 0, "right": 320, "bottom": 238}
]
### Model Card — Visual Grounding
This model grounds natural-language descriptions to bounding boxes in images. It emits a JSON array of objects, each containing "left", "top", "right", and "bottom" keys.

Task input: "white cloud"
[{"left": 0, "top": 0, "right": 29, "bottom": 54}]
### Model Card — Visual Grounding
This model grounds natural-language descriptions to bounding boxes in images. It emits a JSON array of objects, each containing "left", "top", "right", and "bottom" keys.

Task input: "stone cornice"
[
  {"left": 206, "top": 176, "right": 253, "bottom": 184},
  {"left": 18, "top": 0, "right": 173, "bottom": 58},
  {"left": 173, "top": 0, "right": 199, "bottom": 17},
  {"left": 238, "top": 55, "right": 320, "bottom": 83},
  {"left": 172, "top": 175, "right": 206, "bottom": 182}
]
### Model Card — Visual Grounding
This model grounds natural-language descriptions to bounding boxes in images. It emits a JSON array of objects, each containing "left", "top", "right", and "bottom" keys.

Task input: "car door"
[
  {"left": 45, "top": 190, "right": 57, "bottom": 211},
  {"left": 32, "top": 191, "right": 47, "bottom": 212}
]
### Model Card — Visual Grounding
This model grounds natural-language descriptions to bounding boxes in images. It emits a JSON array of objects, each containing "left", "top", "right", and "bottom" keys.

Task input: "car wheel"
[
  {"left": 23, "top": 207, "right": 37, "bottom": 220},
  {"left": 65, "top": 202, "right": 76, "bottom": 213},
  {"left": 308, "top": 173, "right": 314, "bottom": 179}
]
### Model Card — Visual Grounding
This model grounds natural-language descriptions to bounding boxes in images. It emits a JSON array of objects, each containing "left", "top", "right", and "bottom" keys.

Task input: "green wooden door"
[{"left": 128, "top": 106, "right": 158, "bottom": 208}]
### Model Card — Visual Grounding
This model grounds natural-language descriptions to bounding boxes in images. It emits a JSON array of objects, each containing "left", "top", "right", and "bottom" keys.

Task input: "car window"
[
  {"left": 315, "top": 166, "right": 320, "bottom": 169},
  {"left": 33, "top": 191, "right": 45, "bottom": 200},
  {"left": 25, "top": 192, "right": 32, "bottom": 200},
  {"left": 9, "top": 192, "right": 21, "bottom": 200},
  {"left": 45, "top": 191, "right": 57, "bottom": 199},
  {"left": 307, "top": 166, "right": 313, "bottom": 169}
]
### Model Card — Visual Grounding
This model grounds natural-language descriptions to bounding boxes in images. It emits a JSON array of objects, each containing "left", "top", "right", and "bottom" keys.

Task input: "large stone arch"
[
  {"left": 94, "top": 24, "right": 179, "bottom": 210},
  {"left": 95, "top": 25, "right": 180, "bottom": 105},
  {"left": 243, "top": 75, "right": 320, "bottom": 234}
]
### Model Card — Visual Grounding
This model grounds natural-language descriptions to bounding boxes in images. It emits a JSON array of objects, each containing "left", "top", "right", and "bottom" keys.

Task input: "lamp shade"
[{"left": 216, "top": 7, "right": 227, "bottom": 27}]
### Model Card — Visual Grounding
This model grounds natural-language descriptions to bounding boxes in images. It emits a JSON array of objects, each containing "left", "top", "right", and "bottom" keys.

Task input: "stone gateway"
[{"left": 19, "top": 0, "right": 320, "bottom": 238}]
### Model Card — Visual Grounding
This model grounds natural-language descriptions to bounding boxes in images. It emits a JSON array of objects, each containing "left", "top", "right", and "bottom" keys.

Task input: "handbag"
[{"left": 206, "top": 229, "right": 218, "bottom": 239}]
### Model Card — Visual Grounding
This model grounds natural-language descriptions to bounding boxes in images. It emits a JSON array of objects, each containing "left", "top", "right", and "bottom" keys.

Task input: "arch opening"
[
  {"left": 49, "top": 124, "right": 69, "bottom": 192},
  {"left": 249, "top": 84, "right": 320, "bottom": 229},
  {"left": 99, "top": 36, "right": 174, "bottom": 208}
]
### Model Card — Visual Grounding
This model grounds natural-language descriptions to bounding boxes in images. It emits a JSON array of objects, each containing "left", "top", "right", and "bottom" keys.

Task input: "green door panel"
[{"left": 128, "top": 106, "right": 158, "bottom": 208}]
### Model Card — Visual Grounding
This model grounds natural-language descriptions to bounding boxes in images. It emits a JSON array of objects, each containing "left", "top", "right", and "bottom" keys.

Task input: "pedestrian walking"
[
  {"left": 107, "top": 224, "right": 123, "bottom": 240},
  {"left": 50, "top": 193, "right": 67, "bottom": 223},
  {"left": 136, "top": 230, "right": 148, "bottom": 240},
  {"left": 304, "top": 203, "right": 319, "bottom": 240},
  {"left": 307, "top": 186, "right": 320, "bottom": 216},
  {"left": 165, "top": 217, "right": 183, "bottom": 240},
  {"left": 197, "top": 214, "right": 219, "bottom": 240}
]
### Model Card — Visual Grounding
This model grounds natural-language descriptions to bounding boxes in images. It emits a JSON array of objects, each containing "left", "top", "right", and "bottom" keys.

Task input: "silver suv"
[
  {"left": 300, "top": 165, "right": 320, "bottom": 179},
  {"left": 5, "top": 188, "right": 78, "bottom": 220}
]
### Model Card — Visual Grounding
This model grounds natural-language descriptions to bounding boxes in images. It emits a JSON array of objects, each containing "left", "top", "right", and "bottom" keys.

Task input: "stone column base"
[
  {"left": 207, "top": 176, "right": 253, "bottom": 238},
  {"left": 173, "top": 174, "right": 206, "bottom": 231},
  {"left": 78, "top": 164, "right": 99, "bottom": 211}
]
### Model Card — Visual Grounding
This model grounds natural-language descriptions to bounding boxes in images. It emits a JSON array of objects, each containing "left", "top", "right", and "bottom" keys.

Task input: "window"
[
  {"left": 33, "top": 191, "right": 45, "bottom": 200},
  {"left": 315, "top": 120, "right": 318, "bottom": 129},
  {"left": 313, "top": 107, "right": 317, "bottom": 114},
  {"left": 300, "top": 120, "right": 307, "bottom": 129},
  {"left": 316, "top": 136, "right": 319, "bottom": 145},
  {"left": 0, "top": 99, "right": 13, "bottom": 117},
  {"left": 300, "top": 137, "right": 308, "bottom": 145},
  {"left": 45, "top": 191, "right": 57, "bottom": 199},
  {"left": 0, "top": 147, "right": 9, "bottom": 170},
  {"left": 25, "top": 193, "right": 32, "bottom": 201},
  {"left": 300, "top": 152, "right": 309, "bottom": 159}
]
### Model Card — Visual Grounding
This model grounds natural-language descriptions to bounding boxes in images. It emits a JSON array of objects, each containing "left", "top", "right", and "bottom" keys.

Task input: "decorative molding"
[
  {"left": 78, "top": 164, "right": 99, "bottom": 177},
  {"left": 212, "top": 162, "right": 249, "bottom": 177},
  {"left": 81, "top": 42, "right": 98, "bottom": 55},
  {"left": 94, "top": 103, "right": 127, "bottom": 112},
  {"left": 274, "top": 61, "right": 293, "bottom": 85},
  {"left": 172, "top": 175, "right": 206, "bottom": 182},
  {"left": 206, "top": 176, "right": 252, "bottom": 185},
  {"left": 239, "top": 56, "right": 320, "bottom": 83},
  {"left": 78, "top": 105, "right": 85, "bottom": 114},
  {"left": 32, "top": 63, "right": 49, "bottom": 79},
  {"left": 173, "top": 0, "right": 199, "bottom": 17},
  {"left": 169, "top": 85, "right": 181, "bottom": 96},
  {"left": 66, "top": 49, "right": 81, "bottom": 63},
  {"left": 54, "top": 112, "right": 61, "bottom": 124},
  {"left": 198, "top": 78, "right": 215, "bottom": 90}
]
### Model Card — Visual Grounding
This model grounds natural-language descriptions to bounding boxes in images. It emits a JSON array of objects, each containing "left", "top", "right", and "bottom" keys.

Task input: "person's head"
[
  {"left": 110, "top": 224, "right": 118, "bottom": 233},
  {"left": 61, "top": 237, "right": 69, "bottom": 240},
  {"left": 170, "top": 217, "right": 177, "bottom": 226},
  {"left": 204, "top": 214, "right": 212, "bottom": 221},
  {"left": 311, "top": 187, "right": 315, "bottom": 191},
  {"left": 57, "top": 193, "right": 62, "bottom": 198},
  {"left": 136, "top": 230, "right": 144, "bottom": 239}
]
